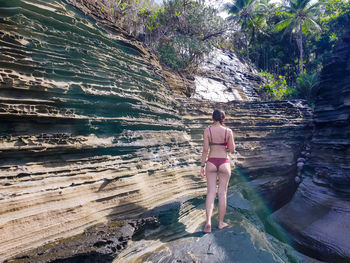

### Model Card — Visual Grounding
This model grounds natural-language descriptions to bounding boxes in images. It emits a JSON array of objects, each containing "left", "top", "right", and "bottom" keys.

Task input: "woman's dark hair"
[{"left": 212, "top": 109, "right": 225, "bottom": 124}]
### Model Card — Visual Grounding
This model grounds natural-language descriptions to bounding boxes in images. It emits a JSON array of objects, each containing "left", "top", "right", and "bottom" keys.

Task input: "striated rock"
[
  {"left": 5, "top": 218, "right": 159, "bottom": 263},
  {"left": 270, "top": 20, "right": 350, "bottom": 262},
  {"left": 127, "top": 222, "right": 288, "bottom": 263},
  {"left": 0, "top": 0, "right": 312, "bottom": 261},
  {"left": 162, "top": 69, "right": 195, "bottom": 97},
  {"left": 0, "top": 1, "right": 204, "bottom": 260}
]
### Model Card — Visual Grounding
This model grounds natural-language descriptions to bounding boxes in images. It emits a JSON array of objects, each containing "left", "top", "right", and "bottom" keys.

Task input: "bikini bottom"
[{"left": 207, "top": 158, "right": 230, "bottom": 170}]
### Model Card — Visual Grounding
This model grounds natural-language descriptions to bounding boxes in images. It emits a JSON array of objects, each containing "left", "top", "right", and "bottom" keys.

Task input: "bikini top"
[{"left": 209, "top": 127, "right": 228, "bottom": 147}]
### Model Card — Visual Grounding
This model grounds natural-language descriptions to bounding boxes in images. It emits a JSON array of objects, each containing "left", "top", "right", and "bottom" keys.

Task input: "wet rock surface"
[
  {"left": 114, "top": 185, "right": 322, "bottom": 263},
  {"left": 271, "top": 20, "right": 350, "bottom": 262},
  {"left": 134, "top": 223, "right": 288, "bottom": 263}
]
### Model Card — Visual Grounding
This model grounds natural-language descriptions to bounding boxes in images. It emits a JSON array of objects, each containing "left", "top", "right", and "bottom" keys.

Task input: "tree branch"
[{"left": 200, "top": 30, "right": 226, "bottom": 41}]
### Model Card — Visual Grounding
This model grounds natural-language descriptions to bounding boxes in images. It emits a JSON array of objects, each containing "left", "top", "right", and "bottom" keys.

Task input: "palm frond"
[
  {"left": 279, "top": 11, "right": 296, "bottom": 17},
  {"left": 305, "top": 17, "right": 321, "bottom": 32},
  {"left": 302, "top": 21, "right": 311, "bottom": 34},
  {"left": 275, "top": 19, "right": 292, "bottom": 31}
]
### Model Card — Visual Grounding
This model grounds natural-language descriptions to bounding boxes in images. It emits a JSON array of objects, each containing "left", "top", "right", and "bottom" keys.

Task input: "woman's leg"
[
  {"left": 217, "top": 162, "right": 231, "bottom": 229},
  {"left": 204, "top": 161, "right": 217, "bottom": 233}
]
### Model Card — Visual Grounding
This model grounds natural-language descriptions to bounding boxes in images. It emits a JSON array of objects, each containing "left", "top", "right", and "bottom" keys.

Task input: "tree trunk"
[
  {"left": 298, "top": 23, "right": 304, "bottom": 74},
  {"left": 245, "top": 33, "right": 249, "bottom": 58}
]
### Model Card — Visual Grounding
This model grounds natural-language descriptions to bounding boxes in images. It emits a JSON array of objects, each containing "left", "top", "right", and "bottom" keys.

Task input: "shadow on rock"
[
  {"left": 6, "top": 201, "right": 155, "bottom": 263},
  {"left": 133, "top": 197, "right": 207, "bottom": 243}
]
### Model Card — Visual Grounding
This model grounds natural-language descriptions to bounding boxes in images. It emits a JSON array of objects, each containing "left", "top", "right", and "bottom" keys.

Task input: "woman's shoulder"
[
  {"left": 224, "top": 127, "right": 233, "bottom": 135},
  {"left": 204, "top": 126, "right": 211, "bottom": 133},
  {"left": 227, "top": 127, "right": 234, "bottom": 136}
]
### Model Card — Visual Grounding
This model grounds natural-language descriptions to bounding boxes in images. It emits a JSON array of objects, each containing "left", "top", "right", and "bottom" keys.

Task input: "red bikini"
[{"left": 207, "top": 127, "right": 230, "bottom": 170}]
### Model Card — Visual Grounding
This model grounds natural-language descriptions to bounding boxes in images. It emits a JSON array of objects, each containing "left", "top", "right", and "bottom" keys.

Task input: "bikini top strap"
[
  {"left": 224, "top": 128, "right": 228, "bottom": 143},
  {"left": 209, "top": 127, "right": 213, "bottom": 143}
]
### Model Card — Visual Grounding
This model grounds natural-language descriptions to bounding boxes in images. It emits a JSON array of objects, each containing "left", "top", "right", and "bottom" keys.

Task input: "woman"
[{"left": 200, "top": 109, "right": 235, "bottom": 233}]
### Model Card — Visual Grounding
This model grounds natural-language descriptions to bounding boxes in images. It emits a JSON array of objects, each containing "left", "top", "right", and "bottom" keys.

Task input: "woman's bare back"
[{"left": 206, "top": 125, "right": 234, "bottom": 158}]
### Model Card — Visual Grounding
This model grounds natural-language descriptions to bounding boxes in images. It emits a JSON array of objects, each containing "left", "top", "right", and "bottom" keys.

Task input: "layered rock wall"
[
  {"left": 271, "top": 20, "right": 350, "bottom": 262},
  {"left": 0, "top": 1, "right": 203, "bottom": 260},
  {"left": 0, "top": 0, "right": 312, "bottom": 261}
]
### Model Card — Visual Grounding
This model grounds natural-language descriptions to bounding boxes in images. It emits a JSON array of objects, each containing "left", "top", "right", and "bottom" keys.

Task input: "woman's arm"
[
  {"left": 227, "top": 129, "right": 235, "bottom": 154},
  {"left": 200, "top": 128, "right": 210, "bottom": 177}
]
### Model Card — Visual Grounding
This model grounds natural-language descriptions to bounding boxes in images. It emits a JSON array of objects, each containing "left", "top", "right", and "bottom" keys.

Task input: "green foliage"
[
  {"left": 154, "top": 0, "right": 226, "bottom": 71},
  {"left": 314, "top": 0, "right": 350, "bottom": 57},
  {"left": 226, "top": 0, "right": 270, "bottom": 57},
  {"left": 157, "top": 43, "right": 189, "bottom": 70},
  {"left": 101, "top": 0, "right": 226, "bottom": 72},
  {"left": 234, "top": 0, "right": 349, "bottom": 102},
  {"left": 101, "top": 0, "right": 160, "bottom": 36},
  {"left": 98, "top": 0, "right": 350, "bottom": 101},
  {"left": 274, "top": 0, "right": 322, "bottom": 74},
  {"left": 259, "top": 72, "right": 295, "bottom": 100},
  {"left": 296, "top": 72, "right": 320, "bottom": 104}
]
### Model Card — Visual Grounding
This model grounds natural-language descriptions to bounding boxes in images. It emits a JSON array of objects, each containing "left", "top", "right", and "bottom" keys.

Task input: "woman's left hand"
[{"left": 200, "top": 167, "right": 206, "bottom": 178}]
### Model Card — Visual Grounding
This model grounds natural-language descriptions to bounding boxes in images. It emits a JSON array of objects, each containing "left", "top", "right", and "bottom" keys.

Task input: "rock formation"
[
  {"left": 0, "top": 1, "right": 202, "bottom": 260},
  {"left": 114, "top": 190, "right": 298, "bottom": 263},
  {"left": 0, "top": 0, "right": 312, "bottom": 262},
  {"left": 192, "top": 48, "right": 264, "bottom": 102},
  {"left": 270, "top": 20, "right": 350, "bottom": 262},
  {"left": 113, "top": 183, "right": 326, "bottom": 263}
]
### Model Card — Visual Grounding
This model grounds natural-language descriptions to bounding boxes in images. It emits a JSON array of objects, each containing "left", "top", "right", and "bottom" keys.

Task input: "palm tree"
[
  {"left": 226, "top": 0, "right": 269, "bottom": 57},
  {"left": 275, "top": 0, "right": 322, "bottom": 74}
]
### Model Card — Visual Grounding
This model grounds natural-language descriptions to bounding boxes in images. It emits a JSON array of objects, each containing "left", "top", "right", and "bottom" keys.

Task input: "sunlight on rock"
[{"left": 192, "top": 76, "right": 243, "bottom": 102}]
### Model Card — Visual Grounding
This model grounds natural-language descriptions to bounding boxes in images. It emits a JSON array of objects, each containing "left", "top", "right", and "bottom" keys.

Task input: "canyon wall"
[
  {"left": 0, "top": 0, "right": 311, "bottom": 261},
  {"left": 0, "top": 1, "right": 203, "bottom": 260},
  {"left": 271, "top": 20, "right": 350, "bottom": 262}
]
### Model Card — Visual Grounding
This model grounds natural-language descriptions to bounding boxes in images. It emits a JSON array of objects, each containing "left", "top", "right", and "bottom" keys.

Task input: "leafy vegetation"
[
  {"left": 102, "top": 0, "right": 227, "bottom": 71},
  {"left": 259, "top": 72, "right": 295, "bottom": 100},
  {"left": 99, "top": 0, "right": 350, "bottom": 102},
  {"left": 274, "top": 0, "right": 322, "bottom": 74},
  {"left": 154, "top": 0, "right": 227, "bottom": 71},
  {"left": 227, "top": 0, "right": 349, "bottom": 101},
  {"left": 296, "top": 72, "right": 320, "bottom": 105}
]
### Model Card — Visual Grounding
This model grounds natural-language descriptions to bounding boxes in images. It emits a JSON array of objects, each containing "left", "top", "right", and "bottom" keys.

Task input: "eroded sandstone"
[
  {"left": 0, "top": 0, "right": 313, "bottom": 262},
  {"left": 6, "top": 218, "right": 159, "bottom": 263},
  {"left": 270, "top": 19, "right": 350, "bottom": 262}
]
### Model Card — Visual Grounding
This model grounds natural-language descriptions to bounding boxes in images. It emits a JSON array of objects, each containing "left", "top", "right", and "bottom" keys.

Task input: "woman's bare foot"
[
  {"left": 218, "top": 222, "right": 229, "bottom": 230},
  {"left": 203, "top": 224, "right": 211, "bottom": 233}
]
